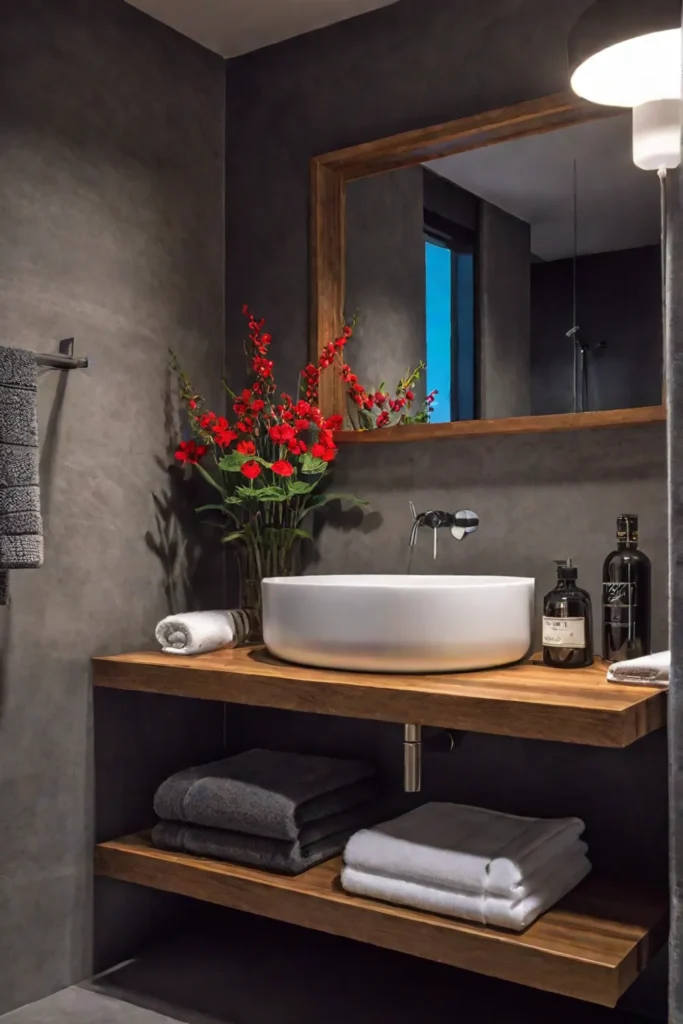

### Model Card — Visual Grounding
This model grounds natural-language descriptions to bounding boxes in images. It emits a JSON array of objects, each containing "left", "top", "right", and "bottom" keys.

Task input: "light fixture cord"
[
  {"left": 658, "top": 166, "right": 667, "bottom": 344},
  {"left": 572, "top": 159, "right": 579, "bottom": 413}
]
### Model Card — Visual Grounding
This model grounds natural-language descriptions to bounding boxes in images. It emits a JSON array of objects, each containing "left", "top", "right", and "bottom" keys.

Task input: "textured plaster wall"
[{"left": 0, "top": 0, "right": 226, "bottom": 1012}]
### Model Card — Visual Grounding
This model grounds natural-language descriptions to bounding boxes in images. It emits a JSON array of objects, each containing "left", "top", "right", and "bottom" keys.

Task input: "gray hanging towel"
[{"left": 0, "top": 347, "right": 43, "bottom": 603}]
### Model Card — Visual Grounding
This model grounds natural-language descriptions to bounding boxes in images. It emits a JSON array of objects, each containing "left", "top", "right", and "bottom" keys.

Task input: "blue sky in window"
[{"left": 425, "top": 240, "right": 451, "bottom": 423}]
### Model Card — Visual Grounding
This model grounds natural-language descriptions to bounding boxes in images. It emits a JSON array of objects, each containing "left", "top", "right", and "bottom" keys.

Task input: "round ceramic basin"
[{"left": 262, "top": 574, "right": 535, "bottom": 673}]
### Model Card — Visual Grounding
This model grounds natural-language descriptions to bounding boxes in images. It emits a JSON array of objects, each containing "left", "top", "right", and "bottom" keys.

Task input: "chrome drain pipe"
[{"left": 404, "top": 724, "right": 422, "bottom": 792}]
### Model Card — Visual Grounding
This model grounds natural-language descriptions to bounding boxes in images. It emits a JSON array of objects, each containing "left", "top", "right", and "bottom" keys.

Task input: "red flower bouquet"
[{"left": 173, "top": 306, "right": 364, "bottom": 631}]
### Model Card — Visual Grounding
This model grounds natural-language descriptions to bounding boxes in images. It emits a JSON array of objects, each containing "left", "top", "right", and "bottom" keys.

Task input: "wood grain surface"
[
  {"left": 93, "top": 648, "right": 666, "bottom": 748},
  {"left": 334, "top": 406, "right": 667, "bottom": 445},
  {"left": 95, "top": 833, "right": 668, "bottom": 1007}
]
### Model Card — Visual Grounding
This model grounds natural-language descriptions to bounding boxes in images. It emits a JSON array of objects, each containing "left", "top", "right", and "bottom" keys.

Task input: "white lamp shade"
[
  {"left": 570, "top": 28, "right": 681, "bottom": 108},
  {"left": 633, "top": 98, "right": 681, "bottom": 169}
]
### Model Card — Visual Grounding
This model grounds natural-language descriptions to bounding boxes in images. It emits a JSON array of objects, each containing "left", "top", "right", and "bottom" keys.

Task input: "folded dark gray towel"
[
  {"left": 153, "top": 749, "right": 375, "bottom": 842},
  {"left": 0, "top": 348, "right": 43, "bottom": 603},
  {"left": 152, "top": 799, "right": 380, "bottom": 876}
]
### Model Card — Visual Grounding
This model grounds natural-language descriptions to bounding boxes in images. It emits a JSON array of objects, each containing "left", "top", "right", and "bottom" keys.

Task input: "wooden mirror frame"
[{"left": 310, "top": 92, "right": 667, "bottom": 444}]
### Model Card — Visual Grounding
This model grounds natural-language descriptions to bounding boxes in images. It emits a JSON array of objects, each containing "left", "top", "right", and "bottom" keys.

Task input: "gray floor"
[
  {"left": 0, "top": 988, "right": 213, "bottom": 1024},
  {"left": 0, "top": 910, "right": 666, "bottom": 1024}
]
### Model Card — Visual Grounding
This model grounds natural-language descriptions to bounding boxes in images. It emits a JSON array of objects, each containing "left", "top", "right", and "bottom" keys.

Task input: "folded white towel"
[
  {"left": 344, "top": 802, "right": 585, "bottom": 897},
  {"left": 607, "top": 651, "right": 670, "bottom": 686},
  {"left": 341, "top": 852, "right": 591, "bottom": 931},
  {"left": 155, "top": 609, "right": 249, "bottom": 656}
]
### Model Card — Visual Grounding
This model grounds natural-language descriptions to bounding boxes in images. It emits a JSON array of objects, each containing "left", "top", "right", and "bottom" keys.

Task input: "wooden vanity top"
[{"left": 93, "top": 648, "right": 666, "bottom": 748}]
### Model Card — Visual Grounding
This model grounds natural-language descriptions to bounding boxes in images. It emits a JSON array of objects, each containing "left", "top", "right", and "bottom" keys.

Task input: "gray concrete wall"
[
  {"left": 479, "top": 201, "right": 532, "bottom": 418},
  {"left": 225, "top": 0, "right": 669, "bottom": 1019},
  {"left": 345, "top": 167, "right": 426, "bottom": 407},
  {"left": 0, "top": 0, "right": 226, "bottom": 1012}
]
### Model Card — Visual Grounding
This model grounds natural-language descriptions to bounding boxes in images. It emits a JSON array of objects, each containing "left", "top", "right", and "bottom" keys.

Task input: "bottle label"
[
  {"left": 603, "top": 582, "right": 637, "bottom": 608},
  {"left": 542, "top": 617, "right": 586, "bottom": 649}
]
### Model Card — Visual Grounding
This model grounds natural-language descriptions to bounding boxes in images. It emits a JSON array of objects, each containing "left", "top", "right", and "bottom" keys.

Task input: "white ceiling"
[
  {"left": 126, "top": 0, "right": 398, "bottom": 58},
  {"left": 428, "top": 113, "right": 661, "bottom": 262}
]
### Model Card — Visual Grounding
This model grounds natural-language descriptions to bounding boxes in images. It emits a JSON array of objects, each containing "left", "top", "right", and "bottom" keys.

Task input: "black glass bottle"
[
  {"left": 543, "top": 560, "right": 593, "bottom": 669},
  {"left": 602, "top": 514, "right": 651, "bottom": 663}
]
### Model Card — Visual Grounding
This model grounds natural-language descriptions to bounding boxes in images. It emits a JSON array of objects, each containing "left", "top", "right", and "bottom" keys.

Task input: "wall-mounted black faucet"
[{"left": 409, "top": 503, "right": 479, "bottom": 559}]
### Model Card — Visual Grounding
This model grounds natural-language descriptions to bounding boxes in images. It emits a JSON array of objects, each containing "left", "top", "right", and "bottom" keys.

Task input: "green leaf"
[
  {"left": 223, "top": 494, "right": 245, "bottom": 506},
  {"left": 287, "top": 480, "right": 316, "bottom": 496},
  {"left": 287, "top": 527, "right": 313, "bottom": 541},
  {"left": 252, "top": 485, "right": 289, "bottom": 502},
  {"left": 300, "top": 452, "right": 327, "bottom": 475},
  {"left": 221, "top": 531, "right": 246, "bottom": 544},
  {"left": 195, "top": 463, "right": 225, "bottom": 495},
  {"left": 218, "top": 452, "right": 250, "bottom": 472},
  {"left": 196, "top": 503, "right": 229, "bottom": 513}
]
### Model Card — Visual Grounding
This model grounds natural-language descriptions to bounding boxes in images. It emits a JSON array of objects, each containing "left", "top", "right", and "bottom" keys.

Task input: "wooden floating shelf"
[
  {"left": 93, "top": 648, "right": 666, "bottom": 748},
  {"left": 334, "top": 405, "right": 666, "bottom": 445},
  {"left": 95, "top": 833, "right": 668, "bottom": 1008}
]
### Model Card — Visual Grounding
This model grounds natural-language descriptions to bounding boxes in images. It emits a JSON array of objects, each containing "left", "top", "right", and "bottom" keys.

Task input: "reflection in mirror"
[{"left": 344, "top": 112, "right": 662, "bottom": 426}]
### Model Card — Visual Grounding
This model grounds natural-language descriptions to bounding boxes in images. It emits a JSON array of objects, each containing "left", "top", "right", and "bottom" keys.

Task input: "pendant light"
[{"left": 568, "top": 0, "right": 681, "bottom": 171}]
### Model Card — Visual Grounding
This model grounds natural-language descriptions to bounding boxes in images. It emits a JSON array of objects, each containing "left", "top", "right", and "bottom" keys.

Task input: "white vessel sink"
[{"left": 262, "top": 575, "right": 535, "bottom": 673}]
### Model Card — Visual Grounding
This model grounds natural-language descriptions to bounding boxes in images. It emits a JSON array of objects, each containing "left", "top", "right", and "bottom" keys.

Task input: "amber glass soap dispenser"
[{"left": 543, "top": 559, "right": 593, "bottom": 669}]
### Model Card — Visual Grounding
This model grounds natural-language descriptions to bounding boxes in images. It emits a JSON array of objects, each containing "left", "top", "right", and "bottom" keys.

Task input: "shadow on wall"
[{"left": 144, "top": 366, "right": 229, "bottom": 614}]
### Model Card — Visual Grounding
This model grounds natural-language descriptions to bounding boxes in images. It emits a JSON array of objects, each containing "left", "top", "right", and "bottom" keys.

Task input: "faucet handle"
[
  {"left": 451, "top": 510, "right": 479, "bottom": 541},
  {"left": 453, "top": 510, "right": 479, "bottom": 531}
]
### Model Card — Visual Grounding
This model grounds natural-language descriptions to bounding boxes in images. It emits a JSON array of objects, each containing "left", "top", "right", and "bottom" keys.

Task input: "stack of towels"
[
  {"left": 342, "top": 802, "right": 591, "bottom": 931},
  {"left": 152, "top": 748, "right": 379, "bottom": 876}
]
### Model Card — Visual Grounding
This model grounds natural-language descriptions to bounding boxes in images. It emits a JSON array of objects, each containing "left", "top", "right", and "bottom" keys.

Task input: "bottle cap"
[
  {"left": 555, "top": 558, "right": 578, "bottom": 581},
  {"left": 617, "top": 514, "right": 639, "bottom": 543}
]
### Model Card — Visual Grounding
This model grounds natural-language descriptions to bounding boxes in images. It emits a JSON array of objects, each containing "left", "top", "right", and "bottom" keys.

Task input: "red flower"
[
  {"left": 321, "top": 447, "right": 337, "bottom": 462},
  {"left": 364, "top": 397, "right": 374, "bottom": 410},
  {"left": 237, "top": 440, "right": 256, "bottom": 455},
  {"left": 241, "top": 461, "right": 261, "bottom": 480},
  {"left": 295, "top": 418, "right": 310, "bottom": 432},
  {"left": 251, "top": 399, "right": 265, "bottom": 413},
  {"left": 253, "top": 356, "right": 274, "bottom": 378},
  {"left": 295, "top": 400, "right": 312, "bottom": 417},
  {"left": 288, "top": 438, "right": 307, "bottom": 455},
  {"left": 376, "top": 411, "right": 390, "bottom": 427},
  {"left": 318, "top": 428, "right": 335, "bottom": 448},
  {"left": 242, "top": 304, "right": 251, "bottom": 316},
  {"left": 233, "top": 401, "right": 247, "bottom": 416},
  {"left": 374, "top": 392, "right": 387, "bottom": 405},
  {"left": 241, "top": 388, "right": 252, "bottom": 403},
  {"left": 188, "top": 399, "right": 197, "bottom": 410},
  {"left": 175, "top": 440, "right": 207, "bottom": 464},
  {"left": 343, "top": 325, "right": 353, "bottom": 337},
  {"left": 324, "top": 415, "right": 343, "bottom": 431},
  {"left": 199, "top": 412, "right": 216, "bottom": 429},
  {"left": 235, "top": 421, "right": 250, "bottom": 433},
  {"left": 311, "top": 443, "right": 326, "bottom": 459},
  {"left": 271, "top": 460, "right": 294, "bottom": 477},
  {"left": 269, "top": 424, "right": 296, "bottom": 444},
  {"left": 405, "top": 390, "right": 415, "bottom": 401},
  {"left": 215, "top": 426, "right": 238, "bottom": 446}
]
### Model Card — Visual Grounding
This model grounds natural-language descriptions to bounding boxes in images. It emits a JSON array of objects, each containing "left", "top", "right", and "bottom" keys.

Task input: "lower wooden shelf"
[{"left": 95, "top": 833, "right": 667, "bottom": 1008}]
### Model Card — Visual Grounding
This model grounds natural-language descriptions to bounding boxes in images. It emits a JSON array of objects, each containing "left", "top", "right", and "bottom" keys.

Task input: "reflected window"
[{"left": 424, "top": 226, "right": 476, "bottom": 422}]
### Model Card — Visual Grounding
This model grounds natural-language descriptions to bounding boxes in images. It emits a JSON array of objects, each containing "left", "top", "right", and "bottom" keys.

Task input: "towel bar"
[{"left": 36, "top": 338, "right": 88, "bottom": 370}]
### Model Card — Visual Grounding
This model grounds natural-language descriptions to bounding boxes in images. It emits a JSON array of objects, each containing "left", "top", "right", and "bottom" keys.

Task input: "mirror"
[{"left": 342, "top": 110, "right": 663, "bottom": 428}]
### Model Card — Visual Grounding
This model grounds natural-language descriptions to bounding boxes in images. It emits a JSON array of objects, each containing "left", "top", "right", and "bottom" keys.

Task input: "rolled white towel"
[
  {"left": 607, "top": 651, "right": 670, "bottom": 686},
  {"left": 344, "top": 802, "right": 585, "bottom": 897},
  {"left": 155, "top": 610, "right": 250, "bottom": 656},
  {"left": 341, "top": 851, "right": 591, "bottom": 931}
]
